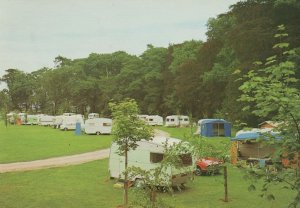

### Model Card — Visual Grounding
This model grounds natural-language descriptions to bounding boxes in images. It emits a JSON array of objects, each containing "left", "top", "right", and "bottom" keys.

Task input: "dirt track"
[
  {"left": 0, "top": 129, "right": 170, "bottom": 173},
  {"left": 0, "top": 149, "right": 110, "bottom": 173}
]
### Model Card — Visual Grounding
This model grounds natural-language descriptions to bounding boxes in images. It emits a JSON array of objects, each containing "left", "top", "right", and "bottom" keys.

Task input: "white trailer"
[
  {"left": 146, "top": 115, "right": 163, "bottom": 126},
  {"left": 84, "top": 118, "right": 112, "bottom": 135},
  {"left": 179, "top": 115, "right": 190, "bottom": 127},
  {"left": 165, "top": 115, "right": 190, "bottom": 127},
  {"left": 53, "top": 115, "right": 64, "bottom": 128},
  {"left": 26, "top": 115, "right": 38, "bottom": 125},
  {"left": 60, "top": 114, "right": 84, "bottom": 131},
  {"left": 39, "top": 115, "right": 55, "bottom": 126},
  {"left": 6, "top": 112, "right": 16, "bottom": 124},
  {"left": 109, "top": 136, "right": 194, "bottom": 187},
  {"left": 137, "top": 115, "right": 148, "bottom": 122},
  {"left": 63, "top": 113, "right": 75, "bottom": 116},
  {"left": 88, "top": 113, "right": 99, "bottom": 119}
]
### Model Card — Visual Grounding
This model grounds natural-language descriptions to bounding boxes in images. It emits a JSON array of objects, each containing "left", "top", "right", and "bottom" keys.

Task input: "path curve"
[
  {"left": 0, "top": 149, "right": 110, "bottom": 173},
  {"left": 0, "top": 129, "right": 170, "bottom": 173}
]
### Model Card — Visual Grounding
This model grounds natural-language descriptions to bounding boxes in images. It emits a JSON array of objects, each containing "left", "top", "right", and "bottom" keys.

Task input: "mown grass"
[
  {"left": 0, "top": 122, "right": 113, "bottom": 163},
  {"left": 0, "top": 159, "right": 295, "bottom": 208}
]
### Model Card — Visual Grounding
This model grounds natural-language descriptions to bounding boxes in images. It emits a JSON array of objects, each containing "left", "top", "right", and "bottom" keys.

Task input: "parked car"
[{"left": 195, "top": 157, "right": 223, "bottom": 176}]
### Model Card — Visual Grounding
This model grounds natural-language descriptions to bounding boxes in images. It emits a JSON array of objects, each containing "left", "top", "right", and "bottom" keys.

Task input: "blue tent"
[{"left": 198, "top": 119, "right": 231, "bottom": 137}]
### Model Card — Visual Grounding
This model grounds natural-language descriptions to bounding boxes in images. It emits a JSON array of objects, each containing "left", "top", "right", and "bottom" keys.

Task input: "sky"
[{"left": 0, "top": 0, "right": 240, "bottom": 80}]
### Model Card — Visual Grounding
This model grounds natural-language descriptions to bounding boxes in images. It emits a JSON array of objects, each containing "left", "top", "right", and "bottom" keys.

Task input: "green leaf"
[
  {"left": 273, "top": 43, "right": 289, "bottom": 49},
  {"left": 274, "top": 33, "right": 288, "bottom": 38},
  {"left": 253, "top": 61, "right": 263, "bottom": 66},
  {"left": 266, "top": 55, "right": 277, "bottom": 61}
]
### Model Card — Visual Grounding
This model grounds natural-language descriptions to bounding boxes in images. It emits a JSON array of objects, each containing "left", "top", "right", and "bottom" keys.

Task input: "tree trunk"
[
  {"left": 124, "top": 142, "right": 128, "bottom": 207},
  {"left": 224, "top": 165, "right": 228, "bottom": 202},
  {"left": 150, "top": 188, "right": 156, "bottom": 208}
]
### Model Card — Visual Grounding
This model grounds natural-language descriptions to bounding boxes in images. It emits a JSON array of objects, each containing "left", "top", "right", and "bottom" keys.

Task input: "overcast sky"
[{"left": 0, "top": 0, "right": 240, "bottom": 79}]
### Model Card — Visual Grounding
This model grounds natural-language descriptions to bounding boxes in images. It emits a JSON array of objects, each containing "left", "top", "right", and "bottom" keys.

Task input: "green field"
[
  {"left": 0, "top": 159, "right": 295, "bottom": 208},
  {"left": 0, "top": 123, "right": 113, "bottom": 163},
  {"left": 0, "top": 124, "right": 296, "bottom": 207}
]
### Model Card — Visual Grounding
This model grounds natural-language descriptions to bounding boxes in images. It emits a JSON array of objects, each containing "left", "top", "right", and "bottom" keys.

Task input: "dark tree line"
[{"left": 1, "top": 0, "right": 300, "bottom": 126}]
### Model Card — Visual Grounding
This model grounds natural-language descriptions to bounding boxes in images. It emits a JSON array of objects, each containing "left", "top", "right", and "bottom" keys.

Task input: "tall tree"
[
  {"left": 109, "top": 99, "right": 153, "bottom": 207},
  {"left": 239, "top": 25, "right": 300, "bottom": 207}
]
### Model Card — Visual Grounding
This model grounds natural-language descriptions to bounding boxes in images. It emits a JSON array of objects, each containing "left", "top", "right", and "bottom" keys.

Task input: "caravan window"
[
  {"left": 149, "top": 118, "right": 154, "bottom": 121},
  {"left": 103, "top": 122, "right": 112, "bottom": 127},
  {"left": 150, "top": 153, "right": 164, "bottom": 163},
  {"left": 180, "top": 154, "right": 192, "bottom": 166},
  {"left": 171, "top": 119, "right": 175, "bottom": 122}
]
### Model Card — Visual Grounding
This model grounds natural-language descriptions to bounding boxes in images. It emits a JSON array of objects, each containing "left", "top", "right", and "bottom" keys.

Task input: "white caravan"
[
  {"left": 84, "top": 118, "right": 112, "bottom": 135},
  {"left": 60, "top": 114, "right": 84, "bottom": 131},
  {"left": 137, "top": 115, "right": 148, "bottom": 122},
  {"left": 109, "top": 136, "right": 194, "bottom": 187},
  {"left": 39, "top": 115, "right": 54, "bottom": 126},
  {"left": 53, "top": 115, "right": 64, "bottom": 128},
  {"left": 63, "top": 113, "right": 75, "bottom": 116},
  {"left": 6, "top": 112, "right": 16, "bottom": 124},
  {"left": 26, "top": 115, "right": 38, "bottom": 125},
  {"left": 146, "top": 115, "right": 163, "bottom": 126},
  {"left": 165, "top": 115, "right": 190, "bottom": 127},
  {"left": 88, "top": 113, "right": 99, "bottom": 119}
]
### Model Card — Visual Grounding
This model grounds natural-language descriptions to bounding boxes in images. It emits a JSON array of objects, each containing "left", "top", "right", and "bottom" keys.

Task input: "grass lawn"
[
  {"left": 0, "top": 122, "right": 113, "bottom": 163},
  {"left": 0, "top": 159, "right": 295, "bottom": 208}
]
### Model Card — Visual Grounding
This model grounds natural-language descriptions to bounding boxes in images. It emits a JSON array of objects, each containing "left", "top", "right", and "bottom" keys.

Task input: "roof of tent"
[
  {"left": 231, "top": 129, "right": 282, "bottom": 141},
  {"left": 198, "top": 119, "right": 230, "bottom": 125}
]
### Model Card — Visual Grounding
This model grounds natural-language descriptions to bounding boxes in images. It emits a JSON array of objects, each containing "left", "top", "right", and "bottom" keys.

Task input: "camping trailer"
[
  {"left": 63, "top": 113, "right": 75, "bottom": 116},
  {"left": 39, "top": 115, "right": 54, "bottom": 126},
  {"left": 84, "top": 118, "right": 112, "bottom": 135},
  {"left": 109, "top": 136, "right": 194, "bottom": 186},
  {"left": 88, "top": 113, "right": 99, "bottom": 119},
  {"left": 165, "top": 115, "right": 190, "bottom": 127},
  {"left": 53, "top": 115, "right": 64, "bottom": 128},
  {"left": 146, "top": 115, "right": 163, "bottom": 126},
  {"left": 60, "top": 114, "right": 84, "bottom": 131},
  {"left": 26, "top": 115, "right": 38, "bottom": 125},
  {"left": 6, "top": 112, "right": 16, "bottom": 124},
  {"left": 197, "top": 119, "right": 231, "bottom": 137},
  {"left": 137, "top": 115, "right": 148, "bottom": 122}
]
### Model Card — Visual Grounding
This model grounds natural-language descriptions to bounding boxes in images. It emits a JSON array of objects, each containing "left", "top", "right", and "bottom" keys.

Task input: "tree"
[
  {"left": 2, "top": 69, "right": 33, "bottom": 111},
  {"left": 109, "top": 99, "right": 153, "bottom": 207},
  {"left": 239, "top": 25, "right": 300, "bottom": 207}
]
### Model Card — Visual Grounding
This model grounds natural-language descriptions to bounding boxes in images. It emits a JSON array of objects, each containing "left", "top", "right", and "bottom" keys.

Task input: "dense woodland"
[{"left": 1, "top": 0, "right": 300, "bottom": 126}]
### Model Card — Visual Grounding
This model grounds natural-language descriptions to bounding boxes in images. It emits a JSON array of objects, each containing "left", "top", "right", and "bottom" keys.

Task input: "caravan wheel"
[
  {"left": 64, "top": 128, "right": 68, "bottom": 131},
  {"left": 96, "top": 131, "right": 100, "bottom": 135},
  {"left": 195, "top": 167, "right": 203, "bottom": 176}
]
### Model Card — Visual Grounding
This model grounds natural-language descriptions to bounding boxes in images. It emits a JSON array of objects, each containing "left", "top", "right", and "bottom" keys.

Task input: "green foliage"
[
  {"left": 169, "top": 40, "right": 203, "bottom": 73},
  {"left": 109, "top": 98, "right": 153, "bottom": 207},
  {"left": 239, "top": 25, "right": 300, "bottom": 207},
  {"left": 109, "top": 99, "right": 153, "bottom": 154}
]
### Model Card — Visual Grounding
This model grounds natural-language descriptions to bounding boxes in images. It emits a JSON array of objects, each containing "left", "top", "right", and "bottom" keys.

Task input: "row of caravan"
[
  {"left": 138, "top": 115, "right": 190, "bottom": 127},
  {"left": 6, "top": 112, "right": 112, "bottom": 135}
]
